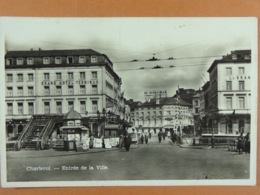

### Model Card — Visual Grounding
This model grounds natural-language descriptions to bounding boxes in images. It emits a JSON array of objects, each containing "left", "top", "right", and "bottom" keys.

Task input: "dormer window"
[
  {"left": 232, "top": 54, "right": 237, "bottom": 60},
  {"left": 67, "top": 56, "right": 74, "bottom": 64},
  {"left": 244, "top": 54, "right": 250, "bottom": 60},
  {"left": 55, "top": 57, "right": 62, "bottom": 64},
  {"left": 91, "top": 56, "right": 97, "bottom": 63},
  {"left": 79, "top": 56, "right": 86, "bottom": 64},
  {"left": 17, "top": 58, "right": 24, "bottom": 65},
  {"left": 6, "top": 58, "right": 13, "bottom": 65},
  {"left": 43, "top": 57, "right": 50, "bottom": 64},
  {"left": 27, "top": 57, "right": 34, "bottom": 65}
]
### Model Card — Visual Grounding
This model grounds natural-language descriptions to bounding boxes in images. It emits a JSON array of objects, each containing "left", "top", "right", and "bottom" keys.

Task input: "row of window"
[
  {"left": 226, "top": 81, "right": 245, "bottom": 90},
  {"left": 6, "top": 85, "right": 98, "bottom": 96},
  {"left": 134, "top": 110, "right": 190, "bottom": 117},
  {"left": 226, "top": 67, "right": 245, "bottom": 75},
  {"left": 226, "top": 96, "right": 246, "bottom": 109},
  {"left": 6, "top": 56, "right": 99, "bottom": 65},
  {"left": 134, "top": 119, "right": 163, "bottom": 126},
  {"left": 6, "top": 72, "right": 98, "bottom": 82},
  {"left": 6, "top": 100, "right": 99, "bottom": 115},
  {"left": 133, "top": 119, "right": 192, "bottom": 127}
]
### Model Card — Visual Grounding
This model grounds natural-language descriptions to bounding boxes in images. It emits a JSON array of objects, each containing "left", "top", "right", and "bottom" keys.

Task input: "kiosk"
[{"left": 55, "top": 110, "right": 90, "bottom": 152}]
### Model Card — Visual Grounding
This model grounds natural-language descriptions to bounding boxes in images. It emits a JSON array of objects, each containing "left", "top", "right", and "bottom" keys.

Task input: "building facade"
[
  {"left": 131, "top": 97, "right": 193, "bottom": 135},
  {"left": 5, "top": 49, "right": 127, "bottom": 138},
  {"left": 206, "top": 50, "right": 251, "bottom": 135},
  {"left": 144, "top": 90, "right": 167, "bottom": 102},
  {"left": 192, "top": 92, "right": 200, "bottom": 135}
]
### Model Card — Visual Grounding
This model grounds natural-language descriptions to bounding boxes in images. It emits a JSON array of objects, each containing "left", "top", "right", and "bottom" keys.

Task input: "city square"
[{"left": 7, "top": 137, "right": 250, "bottom": 182}]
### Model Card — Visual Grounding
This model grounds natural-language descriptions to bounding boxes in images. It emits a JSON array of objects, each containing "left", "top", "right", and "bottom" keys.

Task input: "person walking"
[
  {"left": 89, "top": 134, "right": 94, "bottom": 149},
  {"left": 119, "top": 134, "right": 124, "bottom": 148},
  {"left": 124, "top": 134, "right": 132, "bottom": 152},
  {"left": 145, "top": 134, "right": 148, "bottom": 144},
  {"left": 140, "top": 133, "right": 144, "bottom": 144},
  {"left": 158, "top": 130, "right": 162, "bottom": 143},
  {"left": 171, "top": 131, "right": 177, "bottom": 144},
  {"left": 244, "top": 132, "right": 250, "bottom": 154},
  {"left": 162, "top": 131, "right": 166, "bottom": 141},
  {"left": 237, "top": 132, "right": 244, "bottom": 154}
]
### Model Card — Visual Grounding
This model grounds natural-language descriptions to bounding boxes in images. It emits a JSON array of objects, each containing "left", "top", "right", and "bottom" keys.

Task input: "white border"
[{"left": 0, "top": 17, "right": 258, "bottom": 188}]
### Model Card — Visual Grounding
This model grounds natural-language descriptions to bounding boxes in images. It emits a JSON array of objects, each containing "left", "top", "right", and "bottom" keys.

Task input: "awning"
[
  {"left": 162, "top": 125, "right": 175, "bottom": 128},
  {"left": 105, "top": 124, "right": 120, "bottom": 130},
  {"left": 60, "top": 126, "right": 89, "bottom": 131}
]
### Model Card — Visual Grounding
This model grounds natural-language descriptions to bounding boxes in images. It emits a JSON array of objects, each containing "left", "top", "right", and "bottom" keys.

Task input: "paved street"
[{"left": 6, "top": 137, "right": 250, "bottom": 181}]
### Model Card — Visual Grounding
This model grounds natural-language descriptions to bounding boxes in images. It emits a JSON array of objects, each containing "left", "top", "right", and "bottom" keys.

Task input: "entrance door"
[
  {"left": 18, "top": 124, "right": 24, "bottom": 134},
  {"left": 7, "top": 124, "right": 13, "bottom": 137},
  {"left": 239, "top": 120, "right": 245, "bottom": 133}
]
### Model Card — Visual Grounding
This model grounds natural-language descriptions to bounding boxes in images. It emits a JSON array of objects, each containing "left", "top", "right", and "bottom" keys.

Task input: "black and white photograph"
[{"left": 0, "top": 17, "right": 257, "bottom": 187}]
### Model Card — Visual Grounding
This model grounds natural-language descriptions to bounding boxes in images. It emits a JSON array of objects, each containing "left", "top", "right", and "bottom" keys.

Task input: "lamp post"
[
  {"left": 97, "top": 110, "right": 100, "bottom": 137},
  {"left": 102, "top": 108, "right": 106, "bottom": 137}
]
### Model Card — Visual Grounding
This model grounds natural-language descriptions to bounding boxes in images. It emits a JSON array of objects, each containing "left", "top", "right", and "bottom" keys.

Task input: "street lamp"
[
  {"left": 97, "top": 110, "right": 100, "bottom": 137},
  {"left": 102, "top": 108, "right": 106, "bottom": 137}
]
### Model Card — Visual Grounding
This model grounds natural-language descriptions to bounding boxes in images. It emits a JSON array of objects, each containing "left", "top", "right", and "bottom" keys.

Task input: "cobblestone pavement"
[{"left": 6, "top": 136, "right": 250, "bottom": 181}]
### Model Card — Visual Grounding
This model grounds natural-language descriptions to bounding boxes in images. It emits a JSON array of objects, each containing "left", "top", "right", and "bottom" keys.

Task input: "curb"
[
  {"left": 8, "top": 145, "right": 140, "bottom": 159},
  {"left": 178, "top": 144, "right": 212, "bottom": 149}
]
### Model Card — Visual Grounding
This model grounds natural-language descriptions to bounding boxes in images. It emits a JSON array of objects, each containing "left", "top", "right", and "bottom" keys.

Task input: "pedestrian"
[
  {"left": 237, "top": 133, "right": 244, "bottom": 154},
  {"left": 149, "top": 131, "right": 151, "bottom": 139},
  {"left": 140, "top": 133, "right": 144, "bottom": 144},
  {"left": 244, "top": 132, "right": 250, "bottom": 154},
  {"left": 145, "top": 134, "right": 148, "bottom": 144},
  {"left": 89, "top": 134, "right": 94, "bottom": 149},
  {"left": 158, "top": 130, "right": 162, "bottom": 143},
  {"left": 171, "top": 131, "right": 177, "bottom": 143},
  {"left": 101, "top": 135, "right": 105, "bottom": 148},
  {"left": 119, "top": 134, "right": 124, "bottom": 148},
  {"left": 162, "top": 131, "right": 165, "bottom": 141},
  {"left": 124, "top": 134, "right": 132, "bottom": 152},
  {"left": 167, "top": 131, "right": 171, "bottom": 139}
]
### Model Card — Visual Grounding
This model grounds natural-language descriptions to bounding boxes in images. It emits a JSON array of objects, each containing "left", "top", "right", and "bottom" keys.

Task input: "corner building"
[
  {"left": 206, "top": 50, "right": 251, "bottom": 134},
  {"left": 5, "top": 49, "right": 124, "bottom": 138},
  {"left": 131, "top": 97, "right": 193, "bottom": 134}
]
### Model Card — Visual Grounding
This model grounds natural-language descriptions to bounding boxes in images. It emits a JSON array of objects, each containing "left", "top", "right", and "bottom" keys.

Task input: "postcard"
[{"left": 0, "top": 17, "right": 257, "bottom": 187}]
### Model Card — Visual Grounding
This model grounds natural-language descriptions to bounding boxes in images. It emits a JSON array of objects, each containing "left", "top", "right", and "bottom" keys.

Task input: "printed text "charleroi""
[{"left": 26, "top": 165, "right": 109, "bottom": 171}]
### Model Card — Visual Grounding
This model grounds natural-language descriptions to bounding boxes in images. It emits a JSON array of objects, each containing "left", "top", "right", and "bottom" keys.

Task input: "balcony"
[{"left": 90, "top": 79, "right": 98, "bottom": 85}]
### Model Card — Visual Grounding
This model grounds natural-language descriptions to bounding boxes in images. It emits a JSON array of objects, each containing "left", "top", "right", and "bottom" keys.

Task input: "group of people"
[
  {"left": 119, "top": 134, "right": 132, "bottom": 151},
  {"left": 140, "top": 133, "right": 149, "bottom": 144},
  {"left": 158, "top": 130, "right": 180, "bottom": 144},
  {"left": 158, "top": 130, "right": 166, "bottom": 143},
  {"left": 237, "top": 132, "right": 250, "bottom": 154}
]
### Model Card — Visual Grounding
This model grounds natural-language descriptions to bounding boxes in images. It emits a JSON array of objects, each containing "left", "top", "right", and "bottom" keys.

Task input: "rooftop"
[
  {"left": 5, "top": 49, "right": 102, "bottom": 57},
  {"left": 63, "top": 109, "right": 82, "bottom": 120},
  {"left": 207, "top": 50, "right": 251, "bottom": 73},
  {"left": 140, "top": 97, "right": 191, "bottom": 107}
]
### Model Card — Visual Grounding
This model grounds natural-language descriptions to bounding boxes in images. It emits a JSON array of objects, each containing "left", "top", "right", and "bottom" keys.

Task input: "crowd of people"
[{"left": 237, "top": 132, "right": 250, "bottom": 154}]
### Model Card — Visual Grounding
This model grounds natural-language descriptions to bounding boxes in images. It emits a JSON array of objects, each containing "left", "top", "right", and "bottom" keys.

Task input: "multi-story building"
[
  {"left": 5, "top": 49, "right": 125, "bottom": 138},
  {"left": 206, "top": 50, "right": 251, "bottom": 134},
  {"left": 144, "top": 90, "right": 167, "bottom": 102},
  {"left": 199, "top": 81, "right": 210, "bottom": 134},
  {"left": 131, "top": 97, "right": 193, "bottom": 134},
  {"left": 173, "top": 88, "right": 196, "bottom": 104},
  {"left": 192, "top": 91, "right": 200, "bottom": 135}
]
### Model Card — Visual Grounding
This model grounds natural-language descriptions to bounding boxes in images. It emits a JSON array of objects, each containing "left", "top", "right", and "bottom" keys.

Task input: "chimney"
[{"left": 39, "top": 48, "right": 42, "bottom": 51}]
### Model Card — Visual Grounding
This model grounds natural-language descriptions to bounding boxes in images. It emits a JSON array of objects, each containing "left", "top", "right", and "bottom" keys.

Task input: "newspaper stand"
[{"left": 57, "top": 109, "right": 89, "bottom": 152}]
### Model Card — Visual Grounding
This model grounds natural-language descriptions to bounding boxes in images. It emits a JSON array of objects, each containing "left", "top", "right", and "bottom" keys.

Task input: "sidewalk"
[
  {"left": 7, "top": 145, "right": 139, "bottom": 159},
  {"left": 178, "top": 144, "right": 212, "bottom": 149}
]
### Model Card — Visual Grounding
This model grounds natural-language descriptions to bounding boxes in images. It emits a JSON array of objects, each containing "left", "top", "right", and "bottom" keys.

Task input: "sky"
[{"left": 0, "top": 17, "right": 257, "bottom": 101}]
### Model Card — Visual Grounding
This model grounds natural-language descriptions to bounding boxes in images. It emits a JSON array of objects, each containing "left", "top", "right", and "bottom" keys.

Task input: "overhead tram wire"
[
  {"left": 113, "top": 55, "right": 223, "bottom": 64},
  {"left": 115, "top": 63, "right": 209, "bottom": 72}
]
